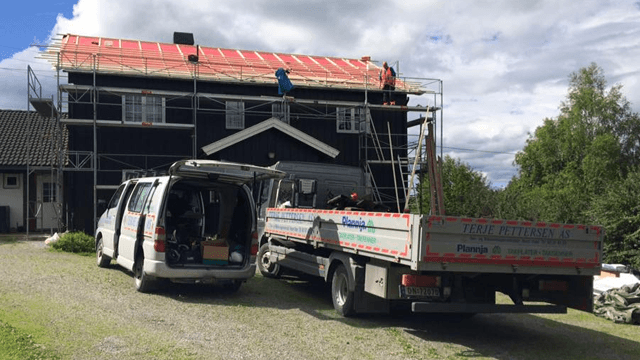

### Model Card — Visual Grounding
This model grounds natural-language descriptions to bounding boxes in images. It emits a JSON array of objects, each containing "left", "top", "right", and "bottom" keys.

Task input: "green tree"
[
  {"left": 413, "top": 155, "right": 496, "bottom": 217},
  {"left": 588, "top": 169, "right": 640, "bottom": 269},
  {"left": 508, "top": 63, "right": 637, "bottom": 224}
]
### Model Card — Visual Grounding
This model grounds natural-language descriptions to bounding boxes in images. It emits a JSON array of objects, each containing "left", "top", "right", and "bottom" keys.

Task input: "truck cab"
[{"left": 255, "top": 161, "right": 371, "bottom": 238}]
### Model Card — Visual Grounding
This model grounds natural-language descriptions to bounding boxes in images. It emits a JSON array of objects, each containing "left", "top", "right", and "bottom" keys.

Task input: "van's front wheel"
[
  {"left": 133, "top": 251, "right": 156, "bottom": 293},
  {"left": 96, "top": 237, "right": 111, "bottom": 268}
]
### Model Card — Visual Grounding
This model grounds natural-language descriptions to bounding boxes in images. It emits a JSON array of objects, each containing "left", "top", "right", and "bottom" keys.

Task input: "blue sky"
[
  {"left": 1, "top": 0, "right": 640, "bottom": 188},
  {"left": 0, "top": 1, "right": 75, "bottom": 60}
]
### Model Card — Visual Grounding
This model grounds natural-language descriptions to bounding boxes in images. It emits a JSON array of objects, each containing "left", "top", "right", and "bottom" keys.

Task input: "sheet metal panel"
[
  {"left": 420, "top": 216, "right": 603, "bottom": 274},
  {"left": 265, "top": 209, "right": 604, "bottom": 275},
  {"left": 265, "top": 208, "right": 417, "bottom": 264}
]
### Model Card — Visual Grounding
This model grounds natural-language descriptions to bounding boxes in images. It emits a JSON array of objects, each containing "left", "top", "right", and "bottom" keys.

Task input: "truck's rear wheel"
[
  {"left": 257, "top": 243, "right": 282, "bottom": 278},
  {"left": 96, "top": 237, "right": 111, "bottom": 268},
  {"left": 331, "top": 264, "right": 355, "bottom": 317}
]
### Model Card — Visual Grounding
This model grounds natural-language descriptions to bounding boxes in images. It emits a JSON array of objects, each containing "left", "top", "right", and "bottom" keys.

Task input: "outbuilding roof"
[
  {"left": 0, "top": 110, "right": 68, "bottom": 167},
  {"left": 47, "top": 34, "right": 424, "bottom": 94}
]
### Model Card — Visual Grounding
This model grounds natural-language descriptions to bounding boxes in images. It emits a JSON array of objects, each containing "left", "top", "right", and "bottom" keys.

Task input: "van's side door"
[
  {"left": 116, "top": 182, "right": 154, "bottom": 271},
  {"left": 112, "top": 182, "right": 137, "bottom": 259},
  {"left": 99, "top": 183, "right": 126, "bottom": 258}
]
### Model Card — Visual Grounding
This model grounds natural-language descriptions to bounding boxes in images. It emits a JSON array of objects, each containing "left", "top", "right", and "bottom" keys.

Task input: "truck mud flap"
[{"left": 411, "top": 302, "right": 567, "bottom": 314}]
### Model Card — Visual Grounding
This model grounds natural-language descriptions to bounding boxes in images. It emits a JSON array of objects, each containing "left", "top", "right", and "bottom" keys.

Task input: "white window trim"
[
  {"left": 122, "top": 94, "right": 166, "bottom": 124},
  {"left": 272, "top": 102, "right": 290, "bottom": 124},
  {"left": 226, "top": 101, "right": 245, "bottom": 129},
  {"left": 3, "top": 174, "right": 20, "bottom": 189},
  {"left": 336, "top": 107, "right": 367, "bottom": 134}
]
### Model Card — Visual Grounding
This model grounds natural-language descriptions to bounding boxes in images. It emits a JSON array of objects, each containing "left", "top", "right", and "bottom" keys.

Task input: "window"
[
  {"left": 336, "top": 107, "right": 366, "bottom": 134},
  {"left": 272, "top": 102, "right": 290, "bottom": 124},
  {"left": 226, "top": 101, "right": 245, "bottom": 129},
  {"left": 122, "top": 94, "right": 165, "bottom": 123},
  {"left": 3, "top": 174, "right": 19, "bottom": 189},
  {"left": 107, "top": 185, "right": 125, "bottom": 210},
  {"left": 127, "top": 183, "right": 153, "bottom": 213},
  {"left": 275, "top": 179, "right": 295, "bottom": 208},
  {"left": 43, "top": 182, "right": 56, "bottom": 203}
]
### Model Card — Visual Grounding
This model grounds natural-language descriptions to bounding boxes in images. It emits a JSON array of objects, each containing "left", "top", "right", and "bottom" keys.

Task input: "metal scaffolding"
[
  {"left": 36, "top": 34, "right": 444, "bottom": 229},
  {"left": 27, "top": 65, "right": 65, "bottom": 235}
]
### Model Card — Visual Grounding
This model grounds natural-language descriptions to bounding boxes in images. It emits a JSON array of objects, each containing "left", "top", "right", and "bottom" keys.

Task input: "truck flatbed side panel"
[
  {"left": 420, "top": 216, "right": 603, "bottom": 275},
  {"left": 265, "top": 208, "right": 416, "bottom": 262}
]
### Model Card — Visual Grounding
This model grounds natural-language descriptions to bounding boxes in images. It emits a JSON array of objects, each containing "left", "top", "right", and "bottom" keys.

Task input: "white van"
[{"left": 95, "top": 160, "right": 284, "bottom": 292}]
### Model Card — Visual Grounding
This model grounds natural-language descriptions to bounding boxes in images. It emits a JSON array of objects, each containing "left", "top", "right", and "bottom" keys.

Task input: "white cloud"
[
  {"left": 3, "top": 0, "right": 640, "bottom": 187},
  {"left": 0, "top": 47, "right": 59, "bottom": 110}
]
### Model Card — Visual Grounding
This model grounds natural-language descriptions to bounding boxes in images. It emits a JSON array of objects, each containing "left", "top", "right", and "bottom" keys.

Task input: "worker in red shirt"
[{"left": 379, "top": 61, "right": 396, "bottom": 105}]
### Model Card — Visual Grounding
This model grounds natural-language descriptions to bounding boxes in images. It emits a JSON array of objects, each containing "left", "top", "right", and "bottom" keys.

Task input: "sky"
[{"left": 1, "top": 0, "right": 640, "bottom": 188}]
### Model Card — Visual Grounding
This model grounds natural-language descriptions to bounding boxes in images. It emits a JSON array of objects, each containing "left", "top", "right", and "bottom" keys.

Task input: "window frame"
[
  {"left": 122, "top": 94, "right": 166, "bottom": 124},
  {"left": 3, "top": 174, "right": 19, "bottom": 189},
  {"left": 336, "top": 106, "right": 366, "bottom": 134},
  {"left": 272, "top": 102, "right": 290, "bottom": 124},
  {"left": 42, "top": 182, "right": 57, "bottom": 203},
  {"left": 225, "top": 101, "right": 245, "bottom": 129}
]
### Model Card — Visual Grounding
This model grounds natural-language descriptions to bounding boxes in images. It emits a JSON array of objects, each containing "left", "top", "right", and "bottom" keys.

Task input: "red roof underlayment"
[{"left": 48, "top": 34, "right": 423, "bottom": 94}]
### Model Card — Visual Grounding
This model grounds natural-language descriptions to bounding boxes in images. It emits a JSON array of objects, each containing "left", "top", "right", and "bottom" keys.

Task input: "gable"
[{"left": 201, "top": 118, "right": 339, "bottom": 158}]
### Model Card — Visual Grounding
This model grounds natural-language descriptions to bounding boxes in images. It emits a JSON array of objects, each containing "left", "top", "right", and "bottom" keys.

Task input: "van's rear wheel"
[
  {"left": 257, "top": 243, "right": 282, "bottom": 278},
  {"left": 331, "top": 264, "right": 355, "bottom": 317},
  {"left": 222, "top": 280, "right": 243, "bottom": 293},
  {"left": 134, "top": 251, "right": 156, "bottom": 293},
  {"left": 96, "top": 237, "right": 111, "bottom": 268}
]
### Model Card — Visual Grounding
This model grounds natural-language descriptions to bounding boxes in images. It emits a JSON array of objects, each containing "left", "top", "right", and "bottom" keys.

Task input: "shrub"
[{"left": 51, "top": 232, "right": 94, "bottom": 254}]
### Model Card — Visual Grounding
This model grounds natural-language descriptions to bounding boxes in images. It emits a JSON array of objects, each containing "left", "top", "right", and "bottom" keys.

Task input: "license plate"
[{"left": 402, "top": 286, "right": 440, "bottom": 298}]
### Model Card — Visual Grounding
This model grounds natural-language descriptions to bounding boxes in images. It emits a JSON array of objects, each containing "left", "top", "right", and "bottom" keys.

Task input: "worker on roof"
[
  {"left": 379, "top": 61, "right": 396, "bottom": 105},
  {"left": 275, "top": 67, "right": 294, "bottom": 95}
]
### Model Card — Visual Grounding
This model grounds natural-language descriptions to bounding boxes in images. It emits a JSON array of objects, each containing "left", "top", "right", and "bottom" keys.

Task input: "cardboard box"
[
  {"left": 202, "top": 238, "right": 227, "bottom": 247},
  {"left": 202, "top": 240, "right": 229, "bottom": 265}
]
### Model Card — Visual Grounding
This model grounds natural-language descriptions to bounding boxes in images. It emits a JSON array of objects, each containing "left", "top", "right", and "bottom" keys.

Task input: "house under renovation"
[{"left": 34, "top": 32, "right": 442, "bottom": 234}]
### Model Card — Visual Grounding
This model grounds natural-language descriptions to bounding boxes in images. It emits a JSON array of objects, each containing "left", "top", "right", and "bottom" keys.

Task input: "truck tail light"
[
  {"left": 154, "top": 226, "right": 166, "bottom": 252},
  {"left": 250, "top": 231, "right": 259, "bottom": 255},
  {"left": 402, "top": 274, "right": 441, "bottom": 287},
  {"left": 539, "top": 280, "right": 567, "bottom": 291}
]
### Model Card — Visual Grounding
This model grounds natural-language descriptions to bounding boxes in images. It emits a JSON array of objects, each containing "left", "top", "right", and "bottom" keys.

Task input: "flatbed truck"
[{"left": 256, "top": 161, "right": 603, "bottom": 317}]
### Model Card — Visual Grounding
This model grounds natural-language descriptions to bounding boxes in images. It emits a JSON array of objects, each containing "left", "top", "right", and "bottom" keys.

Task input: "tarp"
[
  {"left": 275, "top": 68, "right": 294, "bottom": 95},
  {"left": 593, "top": 282, "right": 640, "bottom": 324}
]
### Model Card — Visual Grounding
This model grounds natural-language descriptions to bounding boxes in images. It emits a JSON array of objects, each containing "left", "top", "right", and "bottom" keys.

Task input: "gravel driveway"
[{"left": 1, "top": 238, "right": 640, "bottom": 360}]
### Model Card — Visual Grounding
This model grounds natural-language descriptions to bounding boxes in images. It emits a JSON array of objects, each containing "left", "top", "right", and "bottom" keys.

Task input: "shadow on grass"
[
  {"left": 400, "top": 313, "right": 640, "bottom": 360},
  {"left": 174, "top": 273, "right": 640, "bottom": 359},
  {"left": 105, "top": 262, "right": 640, "bottom": 360}
]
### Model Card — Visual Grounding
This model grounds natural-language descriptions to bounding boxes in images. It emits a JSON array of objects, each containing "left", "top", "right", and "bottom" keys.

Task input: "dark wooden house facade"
[{"left": 47, "top": 33, "right": 430, "bottom": 233}]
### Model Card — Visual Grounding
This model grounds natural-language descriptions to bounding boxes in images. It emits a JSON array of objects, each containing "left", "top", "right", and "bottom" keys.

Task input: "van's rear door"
[{"left": 168, "top": 160, "right": 285, "bottom": 184}]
